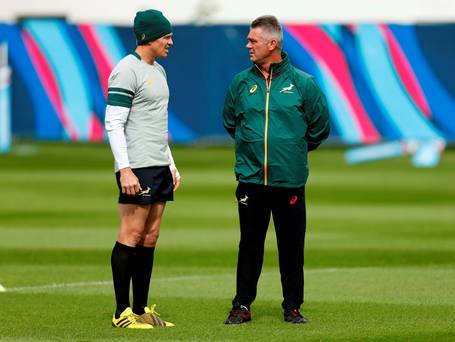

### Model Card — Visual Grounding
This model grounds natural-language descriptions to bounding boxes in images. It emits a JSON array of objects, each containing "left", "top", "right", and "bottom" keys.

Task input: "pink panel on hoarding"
[
  {"left": 78, "top": 24, "right": 113, "bottom": 98},
  {"left": 22, "top": 29, "right": 78, "bottom": 140},
  {"left": 89, "top": 113, "right": 104, "bottom": 141}
]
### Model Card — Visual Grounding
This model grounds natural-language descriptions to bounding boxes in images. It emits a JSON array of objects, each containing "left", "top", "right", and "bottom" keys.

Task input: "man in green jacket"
[{"left": 223, "top": 15, "right": 330, "bottom": 324}]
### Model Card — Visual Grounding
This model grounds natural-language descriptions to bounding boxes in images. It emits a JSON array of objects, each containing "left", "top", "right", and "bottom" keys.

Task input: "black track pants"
[{"left": 232, "top": 182, "right": 306, "bottom": 310}]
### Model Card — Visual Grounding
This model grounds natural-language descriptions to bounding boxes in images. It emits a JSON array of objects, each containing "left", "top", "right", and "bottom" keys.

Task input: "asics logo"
[
  {"left": 280, "top": 83, "right": 294, "bottom": 93},
  {"left": 139, "top": 187, "right": 151, "bottom": 196},
  {"left": 249, "top": 85, "right": 258, "bottom": 94},
  {"left": 290, "top": 195, "right": 298, "bottom": 205},
  {"left": 239, "top": 195, "right": 249, "bottom": 205}
]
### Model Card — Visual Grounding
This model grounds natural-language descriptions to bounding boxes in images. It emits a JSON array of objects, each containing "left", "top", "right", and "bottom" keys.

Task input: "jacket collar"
[{"left": 252, "top": 51, "right": 289, "bottom": 79}]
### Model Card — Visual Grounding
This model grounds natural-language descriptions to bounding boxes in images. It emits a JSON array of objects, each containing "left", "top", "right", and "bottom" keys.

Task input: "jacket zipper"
[{"left": 264, "top": 69, "right": 273, "bottom": 186}]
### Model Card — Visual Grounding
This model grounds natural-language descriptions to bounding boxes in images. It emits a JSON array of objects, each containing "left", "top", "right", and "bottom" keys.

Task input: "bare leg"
[{"left": 117, "top": 203, "right": 152, "bottom": 246}]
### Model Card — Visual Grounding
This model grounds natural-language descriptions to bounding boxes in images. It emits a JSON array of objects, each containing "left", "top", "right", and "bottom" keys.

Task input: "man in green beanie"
[{"left": 105, "top": 9, "right": 179, "bottom": 329}]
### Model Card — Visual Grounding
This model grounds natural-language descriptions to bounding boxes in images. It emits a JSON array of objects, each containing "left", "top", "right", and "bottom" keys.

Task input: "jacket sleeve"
[
  {"left": 304, "top": 77, "right": 330, "bottom": 151},
  {"left": 222, "top": 82, "right": 236, "bottom": 138}
]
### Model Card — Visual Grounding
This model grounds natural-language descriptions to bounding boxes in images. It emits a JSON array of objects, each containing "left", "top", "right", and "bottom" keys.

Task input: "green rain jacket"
[{"left": 223, "top": 52, "right": 330, "bottom": 188}]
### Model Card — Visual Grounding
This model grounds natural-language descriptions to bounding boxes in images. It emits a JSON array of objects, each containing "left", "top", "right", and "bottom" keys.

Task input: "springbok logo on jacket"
[{"left": 280, "top": 83, "right": 294, "bottom": 94}]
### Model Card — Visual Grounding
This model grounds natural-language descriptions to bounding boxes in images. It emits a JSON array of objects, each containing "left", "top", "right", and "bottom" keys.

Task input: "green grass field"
[{"left": 0, "top": 142, "right": 454, "bottom": 341}]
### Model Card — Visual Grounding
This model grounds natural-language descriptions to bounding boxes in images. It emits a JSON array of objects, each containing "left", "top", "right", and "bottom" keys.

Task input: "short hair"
[{"left": 251, "top": 15, "right": 283, "bottom": 49}]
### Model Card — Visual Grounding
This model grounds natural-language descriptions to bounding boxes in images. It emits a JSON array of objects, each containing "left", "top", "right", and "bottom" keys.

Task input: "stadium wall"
[{"left": 0, "top": 20, "right": 454, "bottom": 143}]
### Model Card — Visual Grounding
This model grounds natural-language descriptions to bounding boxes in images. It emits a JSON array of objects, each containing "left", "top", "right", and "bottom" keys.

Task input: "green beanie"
[{"left": 134, "top": 9, "right": 172, "bottom": 45}]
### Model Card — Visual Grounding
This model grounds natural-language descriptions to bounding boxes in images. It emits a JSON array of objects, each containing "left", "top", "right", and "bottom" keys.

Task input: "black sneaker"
[
  {"left": 224, "top": 305, "right": 251, "bottom": 324},
  {"left": 284, "top": 308, "right": 309, "bottom": 324}
]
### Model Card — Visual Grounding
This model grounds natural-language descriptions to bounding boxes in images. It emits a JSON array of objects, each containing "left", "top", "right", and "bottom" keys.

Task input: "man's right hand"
[{"left": 119, "top": 167, "right": 142, "bottom": 196}]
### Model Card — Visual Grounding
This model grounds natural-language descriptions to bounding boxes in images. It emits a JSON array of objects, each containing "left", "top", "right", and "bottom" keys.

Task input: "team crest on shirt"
[
  {"left": 147, "top": 79, "right": 153, "bottom": 86},
  {"left": 249, "top": 84, "right": 257, "bottom": 94}
]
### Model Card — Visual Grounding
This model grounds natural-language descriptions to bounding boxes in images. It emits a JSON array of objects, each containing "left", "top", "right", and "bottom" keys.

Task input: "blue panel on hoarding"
[
  {"left": 159, "top": 25, "right": 250, "bottom": 137},
  {"left": 0, "top": 23, "right": 62, "bottom": 139},
  {"left": 391, "top": 25, "right": 455, "bottom": 139},
  {"left": 115, "top": 26, "right": 136, "bottom": 55},
  {"left": 0, "top": 67, "right": 11, "bottom": 153},
  {"left": 415, "top": 24, "right": 455, "bottom": 99}
]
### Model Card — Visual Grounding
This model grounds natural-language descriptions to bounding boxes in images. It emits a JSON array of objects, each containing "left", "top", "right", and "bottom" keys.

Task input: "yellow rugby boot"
[
  {"left": 138, "top": 305, "right": 175, "bottom": 327},
  {"left": 112, "top": 307, "right": 153, "bottom": 329}
]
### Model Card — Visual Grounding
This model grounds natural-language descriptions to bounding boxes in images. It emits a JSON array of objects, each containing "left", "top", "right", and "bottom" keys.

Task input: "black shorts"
[{"left": 115, "top": 166, "right": 174, "bottom": 205}]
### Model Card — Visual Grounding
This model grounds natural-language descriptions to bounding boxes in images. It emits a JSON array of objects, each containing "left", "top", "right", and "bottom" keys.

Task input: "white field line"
[
  {"left": 0, "top": 268, "right": 341, "bottom": 293},
  {"left": 1, "top": 275, "right": 225, "bottom": 293}
]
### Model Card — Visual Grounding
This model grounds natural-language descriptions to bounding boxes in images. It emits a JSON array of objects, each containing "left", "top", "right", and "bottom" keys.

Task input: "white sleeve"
[
  {"left": 105, "top": 105, "right": 130, "bottom": 169},
  {"left": 167, "top": 145, "right": 181, "bottom": 180}
]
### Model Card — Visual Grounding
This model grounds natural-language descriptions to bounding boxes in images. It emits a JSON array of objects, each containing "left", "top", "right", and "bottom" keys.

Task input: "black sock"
[
  {"left": 111, "top": 241, "right": 136, "bottom": 318},
  {"left": 132, "top": 245, "right": 155, "bottom": 314}
]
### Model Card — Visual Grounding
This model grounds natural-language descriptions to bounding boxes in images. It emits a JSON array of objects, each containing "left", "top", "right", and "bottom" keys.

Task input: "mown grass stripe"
[{"left": 1, "top": 269, "right": 341, "bottom": 293}]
